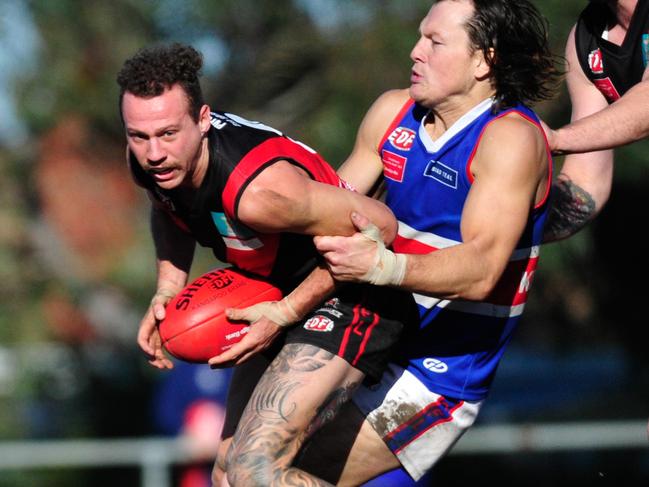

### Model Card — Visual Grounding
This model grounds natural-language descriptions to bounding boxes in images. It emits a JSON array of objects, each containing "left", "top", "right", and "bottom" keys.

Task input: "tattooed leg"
[
  {"left": 225, "top": 343, "right": 363, "bottom": 487},
  {"left": 543, "top": 175, "right": 597, "bottom": 243},
  {"left": 212, "top": 352, "right": 273, "bottom": 486}
]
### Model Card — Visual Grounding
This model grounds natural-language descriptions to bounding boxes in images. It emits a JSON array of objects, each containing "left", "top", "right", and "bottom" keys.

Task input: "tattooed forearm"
[{"left": 543, "top": 176, "right": 597, "bottom": 243}]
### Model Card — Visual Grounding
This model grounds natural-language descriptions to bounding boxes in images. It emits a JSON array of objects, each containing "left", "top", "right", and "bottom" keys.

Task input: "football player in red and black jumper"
[{"left": 117, "top": 43, "right": 418, "bottom": 487}]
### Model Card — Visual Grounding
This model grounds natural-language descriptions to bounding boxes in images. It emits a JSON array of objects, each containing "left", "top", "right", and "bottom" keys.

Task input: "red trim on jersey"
[
  {"left": 224, "top": 236, "right": 280, "bottom": 277},
  {"left": 465, "top": 109, "right": 552, "bottom": 209},
  {"left": 221, "top": 137, "right": 341, "bottom": 218},
  {"left": 393, "top": 234, "right": 439, "bottom": 255},
  {"left": 486, "top": 255, "right": 539, "bottom": 306},
  {"left": 378, "top": 99, "right": 416, "bottom": 153},
  {"left": 338, "top": 304, "right": 361, "bottom": 357},
  {"left": 351, "top": 310, "right": 380, "bottom": 367}
]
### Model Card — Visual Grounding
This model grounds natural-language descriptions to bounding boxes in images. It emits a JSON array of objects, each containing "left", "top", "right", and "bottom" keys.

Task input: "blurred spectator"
[{"left": 152, "top": 361, "right": 232, "bottom": 487}]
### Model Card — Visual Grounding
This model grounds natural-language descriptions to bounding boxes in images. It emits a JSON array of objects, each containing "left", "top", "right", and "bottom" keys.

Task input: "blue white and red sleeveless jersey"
[
  {"left": 130, "top": 111, "right": 350, "bottom": 293},
  {"left": 379, "top": 98, "right": 552, "bottom": 401}
]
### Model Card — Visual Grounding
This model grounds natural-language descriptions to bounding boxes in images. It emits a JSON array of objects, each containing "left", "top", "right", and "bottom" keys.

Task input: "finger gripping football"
[{"left": 158, "top": 267, "right": 283, "bottom": 363}]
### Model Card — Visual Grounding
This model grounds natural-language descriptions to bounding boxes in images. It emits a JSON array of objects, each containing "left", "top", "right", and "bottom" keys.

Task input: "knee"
[
  {"left": 211, "top": 439, "right": 231, "bottom": 487},
  {"left": 225, "top": 445, "right": 275, "bottom": 487}
]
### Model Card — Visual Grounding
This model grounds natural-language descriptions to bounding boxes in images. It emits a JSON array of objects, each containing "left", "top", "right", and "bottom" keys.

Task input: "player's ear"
[
  {"left": 199, "top": 104, "right": 211, "bottom": 135},
  {"left": 475, "top": 47, "right": 494, "bottom": 80}
]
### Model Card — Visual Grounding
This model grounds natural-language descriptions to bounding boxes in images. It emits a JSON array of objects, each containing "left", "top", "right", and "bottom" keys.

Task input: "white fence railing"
[{"left": 0, "top": 420, "right": 647, "bottom": 487}]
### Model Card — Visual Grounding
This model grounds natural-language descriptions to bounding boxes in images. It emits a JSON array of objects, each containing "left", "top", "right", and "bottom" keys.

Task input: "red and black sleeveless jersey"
[
  {"left": 129, "top": 111, "right": 347, "bottom": 292},
  {"left": 575, "top": 1, "right": 649, "bottom": 103}
]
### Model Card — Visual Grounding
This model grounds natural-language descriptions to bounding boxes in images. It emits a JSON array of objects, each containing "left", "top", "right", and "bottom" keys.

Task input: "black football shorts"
[{"left": 284, "top": 284, "right": 418, "bottom": 383}]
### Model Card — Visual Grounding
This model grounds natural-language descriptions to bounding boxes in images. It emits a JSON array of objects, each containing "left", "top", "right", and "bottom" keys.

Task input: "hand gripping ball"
[{"left": 159, "top": 267, "right": 282, "bottom": 363}]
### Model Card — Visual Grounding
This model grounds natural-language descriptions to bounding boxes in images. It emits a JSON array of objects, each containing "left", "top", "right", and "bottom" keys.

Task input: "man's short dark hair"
[
  {"left": 461, "top": 0, "right": 563, "bottom": 110},
  {"left": 116, "top": 43, "right": 205, "bottom": 121}
]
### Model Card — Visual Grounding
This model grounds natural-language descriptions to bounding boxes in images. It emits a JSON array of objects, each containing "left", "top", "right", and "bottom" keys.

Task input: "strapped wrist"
[
  {"left": 359, "top": 224, "right": 407, "bottom": 286},
  {"left": 275, "top": 297, "right": 299, "bottom": 328}
]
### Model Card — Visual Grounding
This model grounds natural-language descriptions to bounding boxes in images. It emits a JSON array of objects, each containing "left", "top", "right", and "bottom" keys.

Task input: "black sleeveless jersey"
[
  {"left": 575, "top": 1, "right": 649, "bottom": 103},
  {"left": 129, "top": 111, "right": 347, "bottom": 293}
]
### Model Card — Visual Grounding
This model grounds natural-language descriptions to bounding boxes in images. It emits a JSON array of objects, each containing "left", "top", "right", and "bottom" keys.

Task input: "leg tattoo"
[{"left": 225, "top": 344, "right": 361, "bottom": 486}]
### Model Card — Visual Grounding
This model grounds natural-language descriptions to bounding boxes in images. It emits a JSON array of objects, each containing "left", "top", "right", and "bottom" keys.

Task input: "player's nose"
[{"left": 146, "top": 138, "right": 166, "bottom": 164}]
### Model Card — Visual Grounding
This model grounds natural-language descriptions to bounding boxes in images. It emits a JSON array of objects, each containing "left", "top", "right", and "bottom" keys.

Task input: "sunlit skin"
[
  {"left": 122, "top": 84, "right": 212, "bottom": 191},
  {"left": 409, "top": 0, "right": 491, "bottom": 132}
]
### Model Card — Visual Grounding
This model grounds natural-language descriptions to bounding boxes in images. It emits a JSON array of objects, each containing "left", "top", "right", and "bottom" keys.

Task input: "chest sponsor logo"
[
  {"left": 423, "top": 358, "right": 448, "bottom": 373},
  {"left": 382, "top": 150, "right": 407, "bottom": 182},
  {"left": 387, "top": 127, "right": 416, "bottom": 151},
  {"left": 315, "top": 298, "right": 344, "bottom": 318},
  {"left": 593, "top": 77, "right": 621, "bottom": 102},
  {"left": 423, "top": 160, "right": 458, "bottom": 189},
  {"left": 588, "top": 48, "right": 604, "bottom": 74},
  {"left": 304, "top": 315, "right": 335, "bottom": 332}
]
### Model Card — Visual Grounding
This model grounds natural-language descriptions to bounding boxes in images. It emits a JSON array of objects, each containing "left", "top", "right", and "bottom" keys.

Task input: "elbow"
[
  {"left": 373, "top": 203, "right": 398, "bottom": 245},
  {"left": 461, "top": 271, "right": 501, "bottom": 302},
  {"left": 381, "top": 217, "right": 398, "bottom": 246}
]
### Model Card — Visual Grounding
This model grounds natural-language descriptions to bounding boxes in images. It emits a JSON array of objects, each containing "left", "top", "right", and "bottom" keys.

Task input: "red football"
[{"left": 158, "top": 267, "right": 283, "bottom": 363}]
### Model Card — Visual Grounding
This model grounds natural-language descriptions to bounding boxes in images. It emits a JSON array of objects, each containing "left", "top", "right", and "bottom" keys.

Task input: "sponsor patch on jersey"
[
  {"left": 382, "top": 150, "right": 407, "bottom": 182},
  {"left": 593, "top": 77, "right": 621, "bottom": 102},
  {"left": 303, "top": 315, "right": 334, "bottom": 332},
  {"left": 387, "top": 127, "right": 416, "bottom": 151},
  {"left": 422, "top": 358, "right": 448, "bottom": 373},
  {"left": 423, "top": 160, "right": 458, "bottom": 189},
  {"left": 314, "top": 297, "right": 344, "bottom": 318},
  {"left": 588, "top": 48, "right": 604, "bottom": 74}
]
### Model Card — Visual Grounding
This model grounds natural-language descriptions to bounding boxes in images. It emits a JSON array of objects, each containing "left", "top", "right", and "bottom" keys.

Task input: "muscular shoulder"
[
  {"left": 487, "top": 112, "right": 544, "bottom": 142},
  {"left": 366, "top": 89, "right": 411, "bottom": 127},
  {"left": 476, "top": 114, "right": 546, "bottom": 174},
  {"left": 358, "top": 89, "right": 412, "bottom": 149}
]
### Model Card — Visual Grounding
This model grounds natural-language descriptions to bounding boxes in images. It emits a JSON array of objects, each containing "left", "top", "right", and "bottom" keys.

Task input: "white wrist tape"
[
  {"left": 360, "top": 223, "right": 407, "bottom": 286},
  {"left": 246, "top": 297, "right": 299, "bottom": 328}
]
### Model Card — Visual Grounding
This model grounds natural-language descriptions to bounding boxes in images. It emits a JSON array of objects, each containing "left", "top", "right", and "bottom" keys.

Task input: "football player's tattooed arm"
[
  {"left": 543, "top": 25, "right": 614, "bottom": 243},
  {"left": 543, "top": 174, "right": 597, "bottom": 242}
]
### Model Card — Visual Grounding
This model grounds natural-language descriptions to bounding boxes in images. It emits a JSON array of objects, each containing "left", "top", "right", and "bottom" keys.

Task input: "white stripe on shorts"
[{"left": 352, "top": 363, "right": 482, "bottom": 481}]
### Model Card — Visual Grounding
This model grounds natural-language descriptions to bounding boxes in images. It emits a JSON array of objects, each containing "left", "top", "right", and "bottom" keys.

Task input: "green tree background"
[{"left": 0, "top": 1, "right": 647, "bottom": 485}]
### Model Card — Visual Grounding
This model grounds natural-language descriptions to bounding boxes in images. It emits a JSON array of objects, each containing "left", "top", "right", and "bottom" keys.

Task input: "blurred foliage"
[{"left": 0, "top": 1, "right": 647, "bottom": 484}]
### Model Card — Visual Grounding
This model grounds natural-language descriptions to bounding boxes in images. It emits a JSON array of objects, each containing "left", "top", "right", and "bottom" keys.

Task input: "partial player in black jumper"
[{"left": 542, "top": 0, "right": 649, "bottom": 242}]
